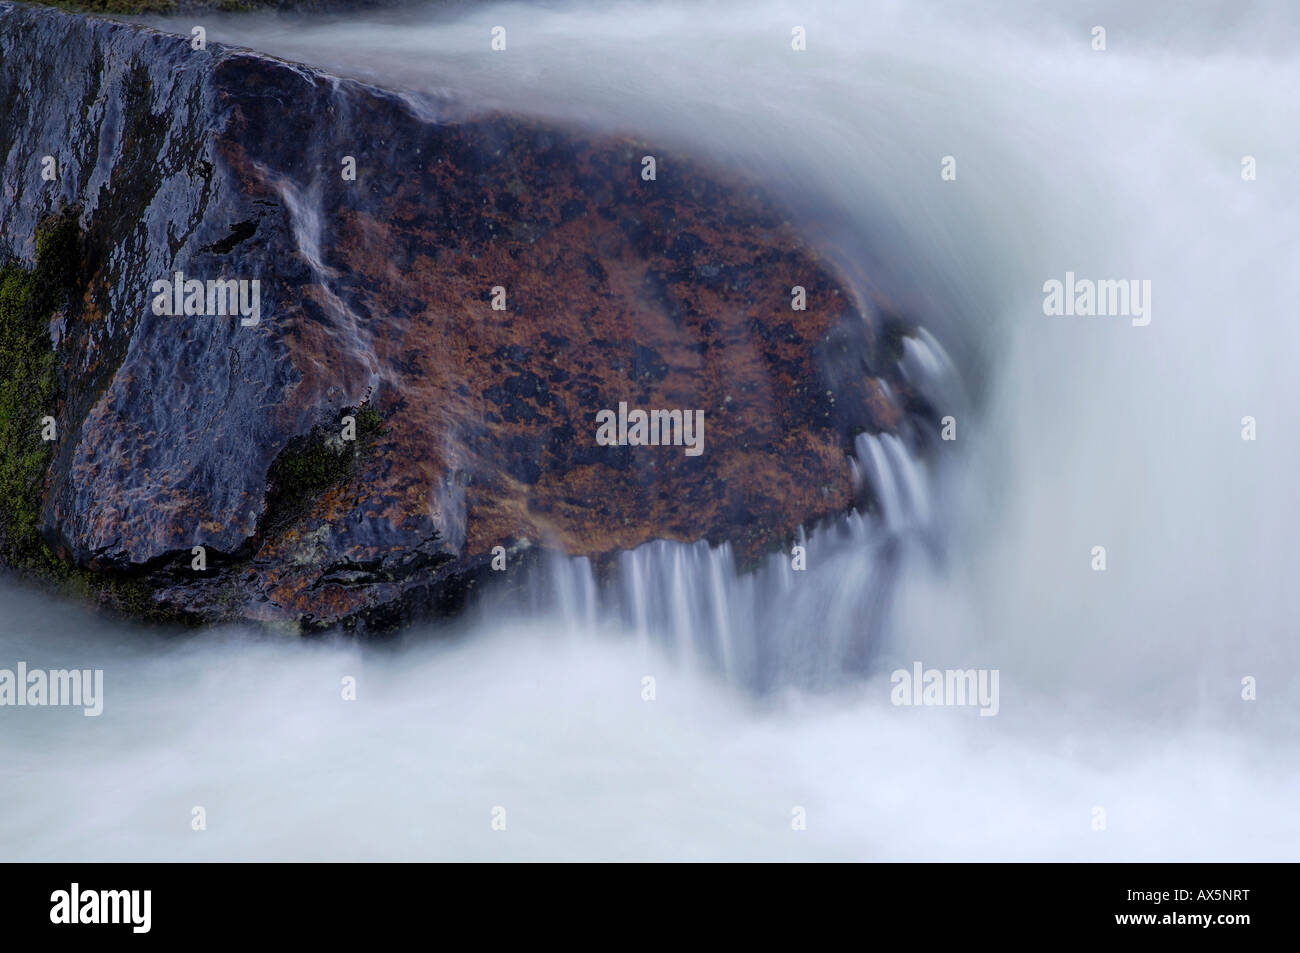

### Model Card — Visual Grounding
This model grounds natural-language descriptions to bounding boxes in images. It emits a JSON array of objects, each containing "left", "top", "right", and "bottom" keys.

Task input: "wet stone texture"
[{"left": 0, "top": 4, "right": 934, "bottom": 630}]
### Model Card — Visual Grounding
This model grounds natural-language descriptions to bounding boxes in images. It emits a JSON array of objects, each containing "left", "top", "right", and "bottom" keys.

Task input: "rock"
[{"left": 0, "top": 4, "right": 933, "bottom": 630}]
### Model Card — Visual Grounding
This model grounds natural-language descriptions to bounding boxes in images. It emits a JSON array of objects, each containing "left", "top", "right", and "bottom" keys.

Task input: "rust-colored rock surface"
[{"left": 0, "top": 5, "right": 935, "bottom": 629}]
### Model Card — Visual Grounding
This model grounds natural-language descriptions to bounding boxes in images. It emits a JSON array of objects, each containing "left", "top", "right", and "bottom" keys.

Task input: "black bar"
[{"left": 4, "top": 862, "right": 1282, "bottom": 940}]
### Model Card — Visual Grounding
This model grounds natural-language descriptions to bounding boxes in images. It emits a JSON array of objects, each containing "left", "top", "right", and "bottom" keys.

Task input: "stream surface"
[{"left": 1, "top": 0, "right": 1297, "bottom": 860}]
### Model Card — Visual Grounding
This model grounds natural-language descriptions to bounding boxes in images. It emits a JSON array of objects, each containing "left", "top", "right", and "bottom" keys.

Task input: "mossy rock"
[
  {"left": 32, "top": 0, "right": 402, "bottom": 15},
  {"left": 262, "top": 404, "right": 386, "bottom": 531},
  {"left": 0, "top": 208, "right": 82, "bottom": 575}
]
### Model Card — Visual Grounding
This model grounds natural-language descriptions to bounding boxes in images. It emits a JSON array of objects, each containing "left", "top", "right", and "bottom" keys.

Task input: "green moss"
[
  {"left": 36, "top": 0, "right": 179, "bottom": 13},
  {"left": 58, "top": 567, "right": 159, "bottom": 617},
  {"left": 354, "top": 404, "right": 383, "bottom": 437},
  {"left": 0, "top": 209, "right": 82, "bottom": 575},
  {"left": 33, "top": 0, "right": 260, "bottom": 14},
  {"left": 32, "top": 0, "right": 367, "bottom": 13},
  {"left": 262, "top": 404, "right": 385, "bottom": 530},
  {"left": 0, "top": 209, "right": 386, "bottom": 625},
  {"left": 0, "top": 212, "right": 178, "bottom": 622}
]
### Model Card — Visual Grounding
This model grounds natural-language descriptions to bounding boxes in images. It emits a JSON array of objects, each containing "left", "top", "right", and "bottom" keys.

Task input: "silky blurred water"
[{"left": 1, "top": 0, "right": 1296, "bottom": 860}]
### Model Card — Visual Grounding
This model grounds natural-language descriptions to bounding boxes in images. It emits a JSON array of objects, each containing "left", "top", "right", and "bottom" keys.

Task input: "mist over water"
[{"left": 3, "top": 0, "right": 1298, "bottom": 860}]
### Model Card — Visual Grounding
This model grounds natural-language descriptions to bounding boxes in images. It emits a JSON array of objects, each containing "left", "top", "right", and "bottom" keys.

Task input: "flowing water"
[{"left": 2, "top": 0, "right": 1299, "bottom": 860}]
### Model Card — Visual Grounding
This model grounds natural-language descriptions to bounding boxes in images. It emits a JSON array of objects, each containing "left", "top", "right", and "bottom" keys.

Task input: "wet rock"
[{"left": 0, "top": 4, "right": 931, "bottom": 630}]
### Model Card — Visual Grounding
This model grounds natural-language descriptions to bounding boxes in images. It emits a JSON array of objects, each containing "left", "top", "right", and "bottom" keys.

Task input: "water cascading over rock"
[{"left": 0, "top": 3, "right": 957, "bottom": 636}]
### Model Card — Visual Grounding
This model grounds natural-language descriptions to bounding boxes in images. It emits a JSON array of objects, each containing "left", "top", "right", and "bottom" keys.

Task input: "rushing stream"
[{"left": 2, "top": 0, "right": 1298, "bottom": 860}]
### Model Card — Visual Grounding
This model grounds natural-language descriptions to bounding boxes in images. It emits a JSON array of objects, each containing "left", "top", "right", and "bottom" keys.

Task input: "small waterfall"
[
  {"left": 549, "top": 554, "right": 599, "bottom": 633},
  {"left": 510, "top": 512, "right": 910, "bottom": 693},
  {"left": 276, "top": 176, "right": 330, "bottom": 279},
  {"left": 854, "top": 431, "right": 934, "bottom": 534},
  {"left": 899, "top": 328, "right": 964, "bottom": 413},
  {"left": 488, "top": 324, "right": 956, "bottom": 693},
  {"left": 470, "top": 318, "right": 962, "bottom": 692},
  {"left": 264, "top": 167, "right": 384, "bottom": 399}
]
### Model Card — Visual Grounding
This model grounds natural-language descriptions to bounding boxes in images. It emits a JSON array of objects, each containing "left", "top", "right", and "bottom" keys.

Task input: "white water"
[{"left": 3, "top": 0, "right": 1298, "bottom": 860}]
